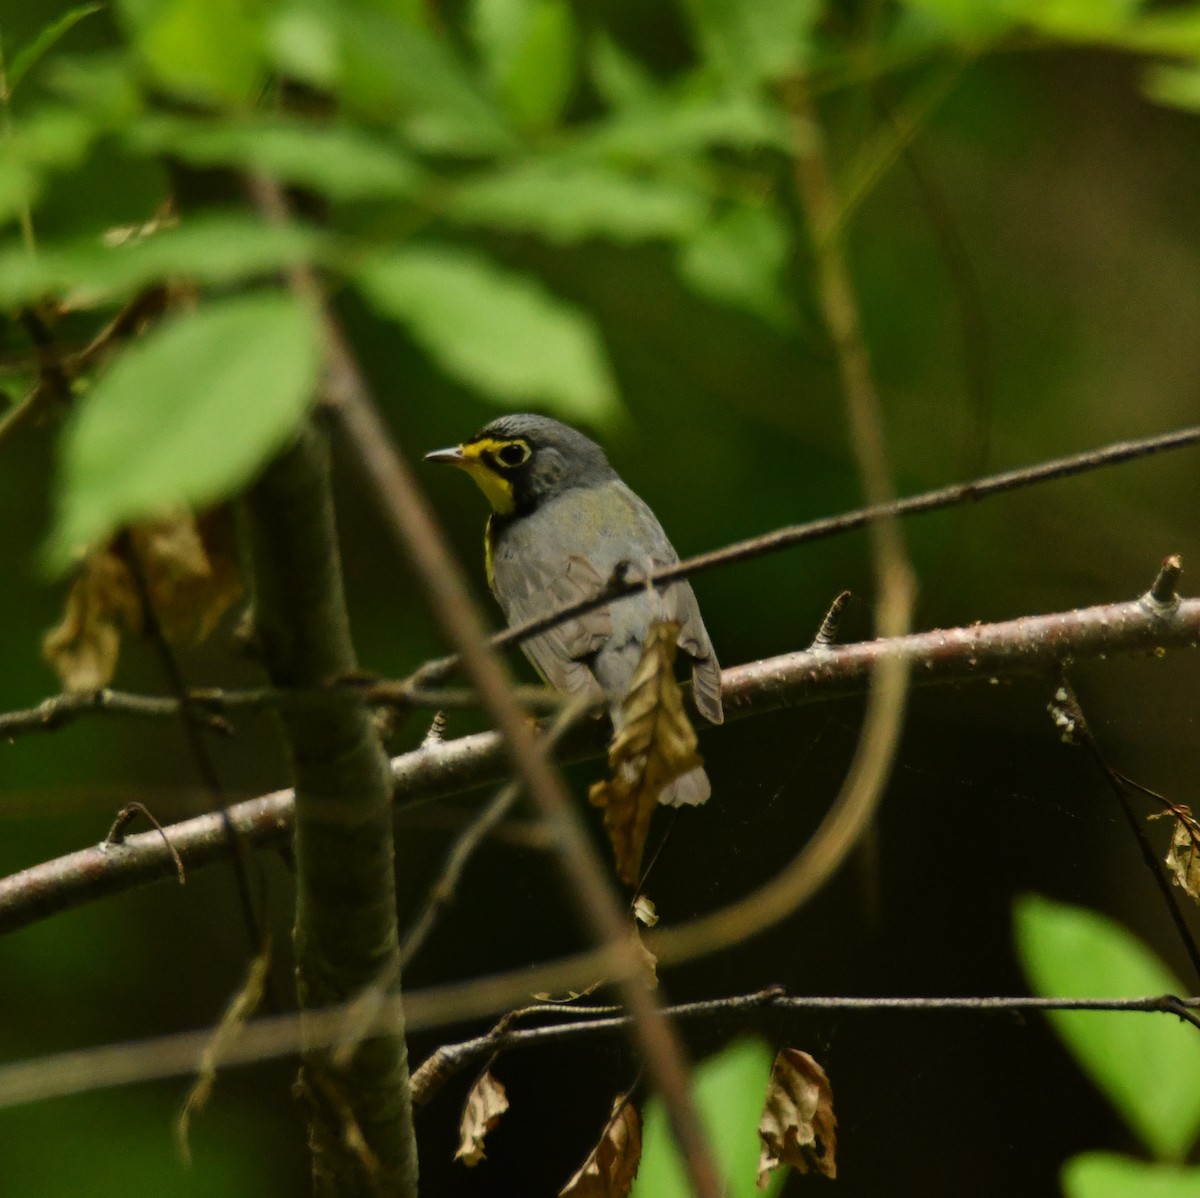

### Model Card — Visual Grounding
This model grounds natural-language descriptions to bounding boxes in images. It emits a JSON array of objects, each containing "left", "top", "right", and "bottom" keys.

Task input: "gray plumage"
[{"left": 475, "top": 415, "right": 723, "bottom": 807}]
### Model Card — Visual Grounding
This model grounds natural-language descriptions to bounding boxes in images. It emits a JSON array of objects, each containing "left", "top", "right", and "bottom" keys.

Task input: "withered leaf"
[
  {"left": 454, "top": 1069, "right": 509, "bottom": 1167},
  {"left": 1152, "top": 806, "right": 1200, "bottom": 903},
  {"left": 589, "top": 622, "right": 703, "bottom": 884},
  {"left": 632, "top": 895, "right": 658, "bottom": 927},
  {"left": 42, "top": 508, "right": 242, "bottom": 691},
  {"left": 559, "top": 1096, "right": 642, "bottom": 1198},
  {"left": 42, "top": 546, "right": 143, "bottom": 691},
  {"left": 127, "top": 508, "right": 243, "bottom": 642},
  {"left": 757, "top": 1048, "right": 837, "bottom": 1187}
]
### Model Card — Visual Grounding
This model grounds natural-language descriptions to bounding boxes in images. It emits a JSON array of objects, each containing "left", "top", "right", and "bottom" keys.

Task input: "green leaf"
[
  {"left": 356, "top": 245, "right": 621, "bottom": 424},
  {"left": 588, "top": 33, "right": 658, "bottom": 110},
  {"left": 470, "top": 0, "right": 577, "bottom": 128},
  {"left": 894, "top": 0, "right": 1015, "bottom": 39},
  {"left": 1014, "top": 894, "right": 1200, "bottom": 1161},
  {"left": 129, "top": 115, "right": 422, "bottom": 202},
  {"left": 1005, "top": 0, "right": 1143, "bottom": 38},
  {"left": 0, "top": 107, "right": 97, "bottom": 227},
  {"left": 632, "top": 1038, "right": 785, "bottom": 1198},
  {"left": 0, "top": 215, "right": 331, "bottom": 308},
  {"left": 680, "top": 0, "right": 820, "bottom": 90},
  {"left": 51, "top": 292, "right": 319, "bottom": 565},
  {"left": 1062, "top": 1153, "right": 1200, "bottom": 1198},
  {"left": 678, "top": 203, "right": 797, "bottom": 329},
  {"left": 332, "top": 9, "right": 514, "bottom": 154},
  {"left": 6, "top": 4, "right": 104, "bottom": 95},
  {"left": 586, "top": 88, "right": 790, "bottom": 159},
  {"left": 448, "top": 160, "right": 707, "bottom": 244},
  {"left": 114, "top": 0, "right": 265, "bottom": 104},
  {"left": 1143, "top": 64, "right": 1200, "bottom": 113}
]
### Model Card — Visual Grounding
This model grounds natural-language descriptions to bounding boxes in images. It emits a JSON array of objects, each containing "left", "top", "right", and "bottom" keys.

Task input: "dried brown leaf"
[
  {"left": 559, "top": 1095, "right": 642, "bottom": 1198},
  {"left": 176, "top": 945, "right": 271, "bottom": 1164},
  {"left": 757, "top": 1048, "right": 837, "bottom": 1187},
  {"left": 633, "top": 926, "right": 658, "bottom": 991},
  {"left": 588, "top": 622, "right": 703, "bottom": 883},
  {"left": 42, "top": 547, "right": 142, "bottom": 690},
  {"left": 454, "top": 1069, "right": 509, "bottom": 1167},
  {"left": 42, "top": 509, "right": 242, "bottom": 691},
  {"left": 127, "top": 507, "right": 243, "bottom": 641},
  {"left": 1152, "top": 806, "right": 1200, "bottom": 903}
]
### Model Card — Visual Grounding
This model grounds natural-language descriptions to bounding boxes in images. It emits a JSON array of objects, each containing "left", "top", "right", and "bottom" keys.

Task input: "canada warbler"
[{"left": 426, "top": 414, "right": 723, "bottom": 805}]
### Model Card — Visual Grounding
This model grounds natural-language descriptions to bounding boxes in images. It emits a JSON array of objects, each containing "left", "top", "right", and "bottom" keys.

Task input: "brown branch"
[
  {"left": 249, "top": 176, "right": 723, "bottom": 1197},
  {"left": 3, "top": 589, "right": 1198, "bottom": 935},
  {"left": 1, "top": 986, "right": 1197, "bottom": 1113}
]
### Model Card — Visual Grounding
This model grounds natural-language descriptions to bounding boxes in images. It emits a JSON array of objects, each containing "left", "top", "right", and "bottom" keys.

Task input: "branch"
[
  {"left": 0, "top": 986, "right": 1196, "bottom": 1113},
  {"left": 244, "top": 422, "right": 418, "bottom": 1198},
  {"left": 3, "top": 585, "right": 1198, "bottom": 936}
]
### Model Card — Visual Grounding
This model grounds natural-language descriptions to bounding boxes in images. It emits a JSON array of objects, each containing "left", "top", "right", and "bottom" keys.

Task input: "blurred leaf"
[
  {"left": 1062, "top": 1153, "right": 1200, "bottom": 1198},
  {"left": 51, "top": 292, "right": 319, "bottom": 565},
  {"left": 895, "top": 0, "right": 1015, "bottom": 38},
  {"left": 6, "top": 4, "right": 103, "bottom": 95},
  {"left": 586, "top": 89, "right": 790, "bottom": 159},
  {"left": 588, "top": 33, "right": 658, "bottom": 110},
  {"left": 0, "top": 106, "right": 95, "bottom": 225},
  {"left": 559, "top": 1096, "right": 641, "bottom": 1198},
  {"left": 267, "top": 7, "right": 340, "bottom": 89},
  {"left": 0, "top": 214, "right": 330, "bottom": 308},
  {"left": 680, "top": 0, "right": 820, "bottom": 90},
  {"left": 756, "top": 1048, "right": 837, "bottom": 1186},
  {"left": 454, "top": 1069, "right": 509, "bottom": 1167},
  {"left": 589, "top": 622, "right": 704, "bottom": 884},
  {"left": 633, "top": 1039, "right": 786, "bottom": 1198},
  {"left": 1143, "top": 63, "right": 1200, "bottom": 113},
  {"left": 114, "top": 0, "right": 266, "bottom": 105},
  {"left": 1123, "top": 10, "right": 1200, "bottom": 57},
  {"left": 677, "top": 203, "right": 796, "bottom": 329},
  {"left": 331, "top": 8, "right": 514, "bottom": 153},
  {"left": 46, "top": 53, "right": 145, "bottom": 123},
  {"left": 471, "top": 0, "right": 577, "bottom": 128},
  {"left": 130, "top": 114, "right": 422, "bottom": 201},
  {"left": 1014, "top": 894, "right": 1200, "bottom": 1161},
  {"left": 448, "top": 160, "right": 707, "bottom": 244},
  {"left": 356, "top": 245, "right": 621, "bottom": 423},
  {"left": 1006, "top": 0, "right": 1143, "bottom": 38}
]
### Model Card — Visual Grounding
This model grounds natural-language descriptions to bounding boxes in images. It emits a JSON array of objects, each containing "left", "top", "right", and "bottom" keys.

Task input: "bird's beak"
[{"left": 424, "top": 445, "right": 468, "bottom": 467}]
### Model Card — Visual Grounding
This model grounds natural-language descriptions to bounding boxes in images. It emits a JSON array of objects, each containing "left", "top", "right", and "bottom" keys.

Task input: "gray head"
[{"left": 425, "top": 413, "right": 617, "bottom": 515}]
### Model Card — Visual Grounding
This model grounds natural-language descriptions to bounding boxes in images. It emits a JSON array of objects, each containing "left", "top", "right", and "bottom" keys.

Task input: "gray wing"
[{"left": 492, "top": 549, "right": 611, "bottom": 703}]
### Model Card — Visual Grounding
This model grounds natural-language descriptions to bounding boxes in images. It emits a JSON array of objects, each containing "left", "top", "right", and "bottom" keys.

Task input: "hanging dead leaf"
[
  {"left": 632, "top": 895, "right": 658, "bottom": 927},
  {"left": 454, "top": 1069, "right": 509, "bottom": 1167},
  {"left": 757, "top": 1048, "right": 837, "bottom": 1187},
  {"left": 1151, "top": 806, "right": 1200, "bottom": 903},
  {"left": 42, "top": 508, "right": 243, "bottom": 691},
  {"left": 588, "top": 623, "right": 703, "bottom": 884},
  {"left": 42, "top": 545, "right": 143, "bottom": 691},
  {"left": 126, "top": 507, "right": 243, "bottom": 641},
  {"left": 559, "top": 1095, "right": 642, "bottom": 1198}
]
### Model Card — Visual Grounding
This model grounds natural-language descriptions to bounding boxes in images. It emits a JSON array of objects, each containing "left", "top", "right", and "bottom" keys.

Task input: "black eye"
[{"left": 497, "top": 442, "right": 530, "bottom": 467}]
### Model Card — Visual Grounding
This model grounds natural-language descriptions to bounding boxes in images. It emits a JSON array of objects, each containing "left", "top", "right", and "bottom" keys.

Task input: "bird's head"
[{"left": 424, "top": 414, "right": 615, "bottom": 515}]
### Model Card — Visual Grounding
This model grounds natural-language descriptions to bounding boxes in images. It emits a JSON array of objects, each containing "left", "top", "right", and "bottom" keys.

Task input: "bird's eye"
[{"left": 497, "top": 441, "right": 531, "bottom": 468}]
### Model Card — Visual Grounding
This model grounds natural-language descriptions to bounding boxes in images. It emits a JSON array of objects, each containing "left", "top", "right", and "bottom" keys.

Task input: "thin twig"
[
  {"left": 399, "top": 697, "right": 591, "bottom": 969},
  {"left": 1, "top": 986, "right": 1197, "bottom": 1113},
  {"left": 1050, "top": 677, "right": 1200, "bottom": 985},
  {"left": 3, "top": 591, "right": 1200, "bottom": 935}
]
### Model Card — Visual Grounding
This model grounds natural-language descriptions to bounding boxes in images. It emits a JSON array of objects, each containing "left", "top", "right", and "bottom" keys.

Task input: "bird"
[{"left": 425, "top": 413, "right": 723, "bottom": 805}]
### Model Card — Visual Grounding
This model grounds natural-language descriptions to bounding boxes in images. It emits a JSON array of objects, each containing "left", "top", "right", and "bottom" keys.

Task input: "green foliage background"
[{"left": 2, "top": 0, "right": 1200, "bottom": 1194}]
